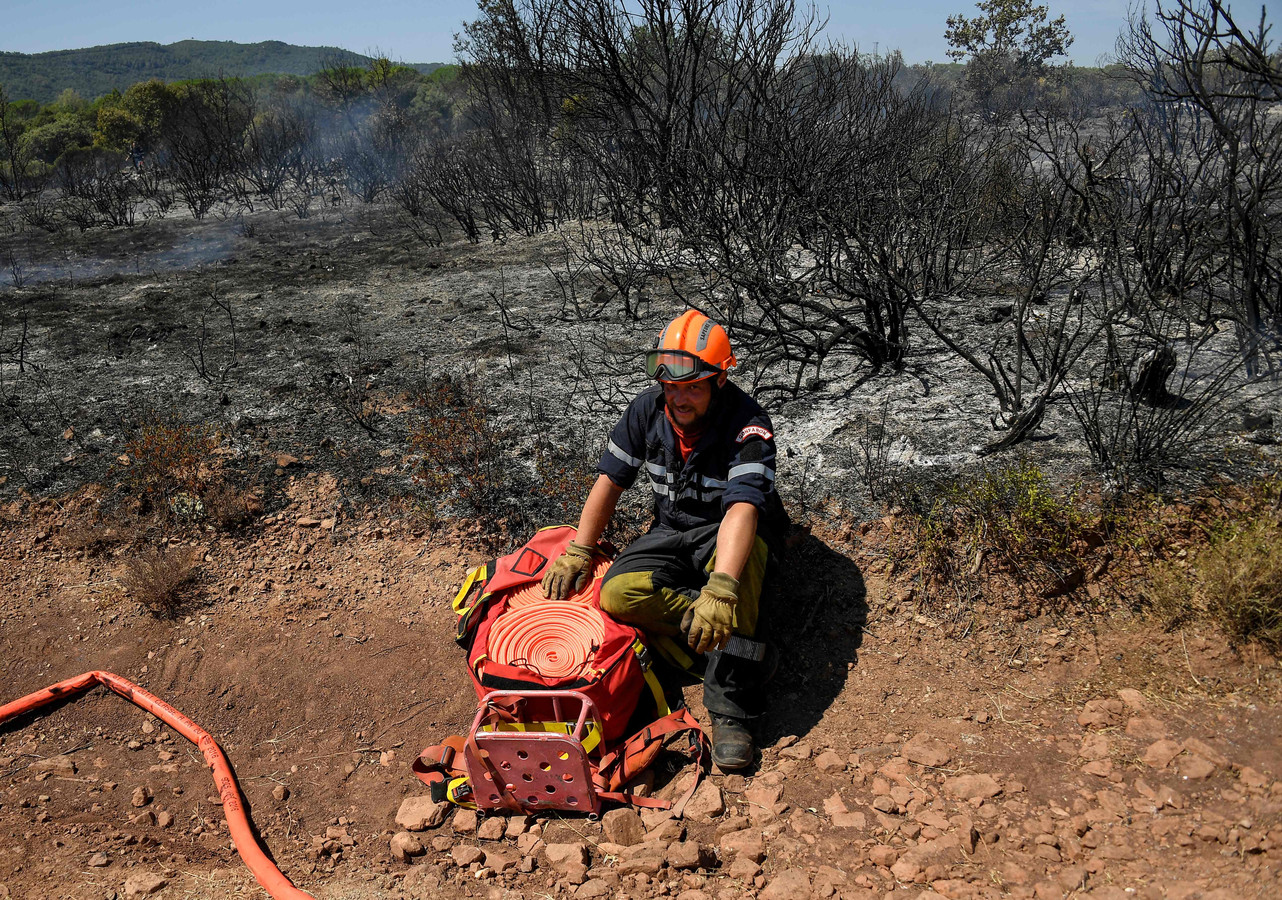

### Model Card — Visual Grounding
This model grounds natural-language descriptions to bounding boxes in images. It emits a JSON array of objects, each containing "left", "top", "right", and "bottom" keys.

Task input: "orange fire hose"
[
  {"left": 503, "top": 559, "right": 611, "bottom": 609},
  {"left": 487, "top": 602, "right": 606, "bottom": 679},
  {"left": 0, "top": 671, "right": 314, "bottom": 900}
]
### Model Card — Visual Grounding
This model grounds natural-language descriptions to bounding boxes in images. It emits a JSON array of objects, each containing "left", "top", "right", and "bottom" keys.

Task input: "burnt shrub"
[{"left": 119, "top": 544, "right": 202, "bottom": 618}]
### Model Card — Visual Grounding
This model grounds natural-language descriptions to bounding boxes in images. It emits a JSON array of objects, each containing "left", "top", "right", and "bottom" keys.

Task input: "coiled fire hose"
[
  {"left": 504, "top": 558, "right": 611, "bottom": 609},
  {"left": 487, "top": 602, "right": 606, "bottom": 679},
  {"left": 0, "top": 671, "right": 314, "bottom": 900}
]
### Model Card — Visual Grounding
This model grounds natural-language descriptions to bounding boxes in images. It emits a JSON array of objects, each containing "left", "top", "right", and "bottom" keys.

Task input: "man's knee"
[{"left": 599, "top": 573, "right": 648, "bottom": 621}]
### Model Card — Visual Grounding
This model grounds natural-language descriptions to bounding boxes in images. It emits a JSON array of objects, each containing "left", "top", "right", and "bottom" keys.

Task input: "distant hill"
[{"left": 0, "top": 40, "right": 445, "bottom": 104}]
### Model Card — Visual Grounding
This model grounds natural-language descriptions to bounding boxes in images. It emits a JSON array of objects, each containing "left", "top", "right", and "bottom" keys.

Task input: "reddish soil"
[{"left": 1, "top": 476, "right": 1280, "bottom": 900}]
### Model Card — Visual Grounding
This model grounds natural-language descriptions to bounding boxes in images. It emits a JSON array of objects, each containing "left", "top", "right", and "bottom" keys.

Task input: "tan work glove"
[
  {"left": 686, "top": 571, "right": 739, "bottom": 654},
  {"left": 540, "top": 541, "right": 595, "bottom": 600}
]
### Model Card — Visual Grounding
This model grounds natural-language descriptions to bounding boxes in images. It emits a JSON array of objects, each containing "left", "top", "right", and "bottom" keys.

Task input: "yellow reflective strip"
[{"left": 452, "top": 563, "right": 487, "bottom": 613}]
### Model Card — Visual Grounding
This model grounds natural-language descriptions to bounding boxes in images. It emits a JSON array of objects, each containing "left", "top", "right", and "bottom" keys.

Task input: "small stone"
[
  {"left": 903, "top": 734, "right": 952, "bottom": 767},
  {"left": 760, "top": 867, "right": 811, "bottom": 900},
  {"left": 685, "top": 781, "right": 725, "bottom": 821},
  {"left": 485, "top": 848, "right": 519, "bottom": 874},
  {"left": 1179, "top": 755, "right": 1217, "bottom": 779},
  {"left": 451, "top": 845, "right": 485, "bottom": 867},
  {"left": 123, "top": 872, "right": 168, "bottom": 899},
  {"left": 1082, "top": 759, "right": 1113, "bottom": 778},
  {"left": 432, "top": 834, "right": 456, "bottom": 853},
  {"left": 1183, "top": 738, "right": 1229, "bottom": 767},
  {"left": 615, "top": 842, "right": 667, "bottom": 876},
  {"left": 869, "top": 845, "right": 900, "bottom": 867},
  {"left": 390, "top": 831, "right": 426, "bottom": 862},
  {"left": 603, "top": 808, "right": 646, "bottom": 846},
  {"left": 779, "top": 742, "right": 812, "bottom": 760},
  {"left": 131, "top": 786, "right": 152, "bottom": 808},
  {"left": 275, "top": 454, "right": 298, "bottom": 469},
  {"left": 504, "top": 815, "right": 533, "bottom": 838},
  {"left": 1116, "top": 688, "right": 1148, "bottom": 711},
  {"left": 87, "top": 852, "right": 110, "bottom": 867},
  {"left": 943, "top": 774, "right": 1002, "bottom": 800},
  {"left": 814, "top": 749, "right": 846, "bottom": 773},
  {"left": 667, "top": 841, "right": 710, "bottom": 870},
  {"left": 1077, "top": 699, "right": 1125, "bottom": 730},
  {"left": 1126, "top": 717, "right": 1167, "bottom": 740},
  {"left": 477, "top": 816, "right": 505, "bottom": 840},
  {"left": 719, "top": 829, "right": 765, "bottom": 863},
  {"left": 452, "top": 808, "right": 479, "bottom": 834},
  {"left": 397, "top": 795, "right": 449, "bottom": 831},
  {"left": 32, "top": 755, "right": 77, "bottom": 777},
  {"left": 832, "top": 811, "right": 867, "bottom": 829},
  {"left": 545, "top": 842, "right": 590, "bottom": 874},
  {"left": 1079, "top": 734, "right": 1110, "bottom": 761},
  {"left": 129, "top": 810, "right": 156, "bottom": 826},
  {"left": 155, "top": 810, "right": 173, "bottom": 828},
  {"left": 272, "top": 784, "right": 290, "bottom": 802},
  {"left": 576, "top": 879, "right": 614, "bottom": 899},
  {"left": 1143, "top": 739, "right": 1183, "bottom": 769}
]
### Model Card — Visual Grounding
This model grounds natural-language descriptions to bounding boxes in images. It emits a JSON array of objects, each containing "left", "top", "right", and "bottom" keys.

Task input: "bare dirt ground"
[{"left": 1, "top": 205, "right": 1280, "bottom": 900}]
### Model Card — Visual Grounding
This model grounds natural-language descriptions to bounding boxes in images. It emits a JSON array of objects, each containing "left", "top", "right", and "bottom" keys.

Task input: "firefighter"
[{"left": 542, "top": 310, "right": 785, "bottom": 770}]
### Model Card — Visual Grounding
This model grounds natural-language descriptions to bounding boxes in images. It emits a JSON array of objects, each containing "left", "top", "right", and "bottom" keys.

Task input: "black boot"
[{"left": 710, "top": 714, "right": 754, "bottom": 770}]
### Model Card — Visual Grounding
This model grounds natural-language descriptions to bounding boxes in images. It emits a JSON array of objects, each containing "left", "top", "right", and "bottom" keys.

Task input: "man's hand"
[
  {"left": 686, "top": 571, "right": 739, "bottom": 653},
  {"left": 541, "top": 541, "right": 595, "bottom": 600}
]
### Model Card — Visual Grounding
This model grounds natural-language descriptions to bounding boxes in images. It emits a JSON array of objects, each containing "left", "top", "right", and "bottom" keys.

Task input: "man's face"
[{"left": 662, "top": 375, "right": 722, "bottom": 428}]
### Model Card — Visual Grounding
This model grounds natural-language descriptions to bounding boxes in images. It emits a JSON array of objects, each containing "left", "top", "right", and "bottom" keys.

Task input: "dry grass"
[
  {"left": 119, "top": 545, "right": 203, "bottom": 618},
  {"left": 1144, "top": 512, "right": 1282, "bottom": 652}
]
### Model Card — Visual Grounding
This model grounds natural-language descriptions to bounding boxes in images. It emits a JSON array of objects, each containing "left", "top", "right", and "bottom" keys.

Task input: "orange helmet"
[{"left": 646, "top": 310, "right": 737, "bottom": 383}]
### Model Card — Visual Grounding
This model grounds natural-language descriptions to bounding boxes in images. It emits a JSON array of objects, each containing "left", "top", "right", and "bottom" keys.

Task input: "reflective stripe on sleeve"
[
  {"left": 608, "top": 439, "right": 642, "bottom": 468},
  {"left": 728, "top": 462, "right": 775, "bottom": 482}
]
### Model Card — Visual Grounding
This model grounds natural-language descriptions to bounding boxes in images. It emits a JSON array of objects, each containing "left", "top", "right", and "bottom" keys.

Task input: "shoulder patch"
[{"left": 736, "top": 425, "right": 773, "bottom": 443}]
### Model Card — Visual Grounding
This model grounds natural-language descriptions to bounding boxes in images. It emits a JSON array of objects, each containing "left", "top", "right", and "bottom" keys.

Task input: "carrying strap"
[
  {"left": 594, "top": 707, "right": 709, "bottom": 818},
  {"left": 411, "top": 736, "right": 477, "bottom": 808}
]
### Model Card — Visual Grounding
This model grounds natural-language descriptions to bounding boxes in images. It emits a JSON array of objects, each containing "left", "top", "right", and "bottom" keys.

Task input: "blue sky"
[{"left": 2, "top": 1, "right": 1173, "bottom": 66}]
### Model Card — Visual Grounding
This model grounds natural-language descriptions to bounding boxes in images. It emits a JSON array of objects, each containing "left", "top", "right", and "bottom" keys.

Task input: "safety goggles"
[{"left": 645, "top": 349, "right": 720, "bottom": 383}]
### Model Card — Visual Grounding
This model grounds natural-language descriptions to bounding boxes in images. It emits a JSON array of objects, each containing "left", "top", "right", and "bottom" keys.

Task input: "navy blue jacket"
[{"left": 597, "top": 382, "right": 783, "bottom": 542}]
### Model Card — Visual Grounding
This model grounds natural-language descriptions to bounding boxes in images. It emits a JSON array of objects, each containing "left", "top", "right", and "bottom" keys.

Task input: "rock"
[
  {"left": 761, "top": 867, "right": 811, "bottom": 900},
  {"left": 1125, "top": 717, "right": 1167, "bottom": 740},
  {"left": 1077, "top": 699, "right": 1125, "bottom": 730},
  {"left": 823, "top": 792, "right": 848, "bottom": 815},
  {"left": 890, "top": 858, "right": 922, "bottom": 882},
  {"left": 275, "top": 454, "right": 298, "bottom": 469},
  {"left": 451, "top": 845, "right": 485, "bottom": 867},
  {"left": 272, "top": 784, "right": 290, "bottom": 802},
  {"left": 676, "top": 891, "right": 711, "bottom": 900},
  {"left": 576, "top": 880, "right": 614, "bottom": 899},
  {"left": 545, "top": 842, "right": 590, "bottom": 874},
  {"left": 685, "top": 781, "right": 725, "bottom": 821},
  {"left": 452, "top": 808, "right": 478, "bottom": 834},
  {"left": 296, "top": 517, "right": 321, "bottom": 527},
  {"left": 616, "top": 842, "right": 667, "bottom": 876},
  {"left": 31, "top": 755, "right": 77, "bottom": 777},
  {"left": 1183, "top": 737, "right": 1229, "bottom": 767},
  {"left": 485, "top": 848, "right": 519, "bottom": 874},
  {"left": 1143, "top": 739, "right": 1182, "bottom": 769},
  {"left": 646, "top": 818, "right": 686, "bottom": 844},
  {"left": 1079, "top": 734, "right": 1110, "bottom": 761},
  {"left": 397, "top": 796, "right": 449, "bottom": 832},
  {"left": 744, "top": 784, "right": 783, "bottom": 808},
  {"left": 87, "top": 852, "right": 110, "bottom": 867},
  {"left": 832, "top": 811, "right": 867, "bottom": 829},
  {"left": 719, "top": 829, "right": 765, "bottom": 863},
  {"left": 1082, "top": 759, "right": 1113, "bottom": 778},
  {"left": 903, "top": 734, "right": 952, "bottom": 768},
  {"left": 1179, "top": 755, "right": 1217, "bottom": 779},
  {"left": 504, "top": 815, "right": 533, "bottom": 838},
  {"left": 602, "top": 808, "right": 646, "bottom": 846},
  {"left": 516, "top": 832, "right": 545, "bottom": 856},
  {"left": 1239, "top": 766, "right": 1270, "bottom": 788},
  {"left": 390, "top": 831, "right": 426, "bottom": 862},
  {"left": 779, "top": 742, "right": 812, "bottom": 760},
  {"left": 667, "top": 841, "right": 710, "bottom": 870},
  {"left": 477, "top": 816, "right": 505, "bottom": 840},
  {"left": 131, "top": 786, "right": 152, "bottom": 808},
  {"left": 943, "top": 774, "right": 1002, "bottom": 800},
  {"left": 432, "top": 834, "right": 456, "bottom": 853},
  {"left": 1116, "top": 688, "right": 1148, "bottom": 711},
  {"left": 155, "top": 810, "right": 173, "bottom": 828},
  {"left": 814, "top": 749, "right": 846, "bottom": 773},
  {"left": 129, "top": 810, "right": 156, "bottom": 826},
  {"left": 869, "top": 845, "right": 900, "bottom": 867},
  {"left": 123, "top": 872, "right": 169, "bottom": 899}
]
